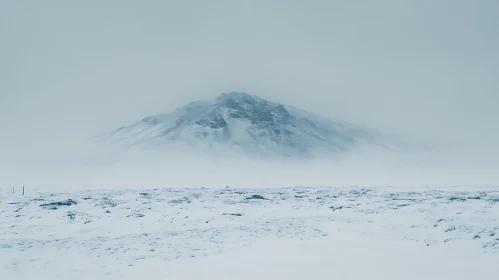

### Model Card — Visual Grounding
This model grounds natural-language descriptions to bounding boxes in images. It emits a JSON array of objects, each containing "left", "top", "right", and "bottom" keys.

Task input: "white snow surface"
[{"left": 1, "top": 186, "right": 499, "bottom": 279}]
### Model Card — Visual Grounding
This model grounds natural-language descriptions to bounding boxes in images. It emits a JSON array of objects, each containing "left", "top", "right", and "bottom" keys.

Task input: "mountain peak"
[
  {"left": 216, "top": 91, "right": 254, "bottom": 101},
  {"left": 109, "top": 92, "right": 386, "bottom": 158}
]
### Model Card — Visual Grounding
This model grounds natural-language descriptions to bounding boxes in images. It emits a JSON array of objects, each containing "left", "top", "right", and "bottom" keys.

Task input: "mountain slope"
[{"left": 107, "top": 92, "right": 386, "bottom": 157}]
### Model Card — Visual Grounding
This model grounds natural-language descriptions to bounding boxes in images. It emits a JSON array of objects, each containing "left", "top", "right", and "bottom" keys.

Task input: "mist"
[{"left": 1, "top": 0, "right": 499, "bottom": 190}]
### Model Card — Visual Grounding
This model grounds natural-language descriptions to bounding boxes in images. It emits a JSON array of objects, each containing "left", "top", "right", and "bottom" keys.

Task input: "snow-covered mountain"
[{"left": 107, "top": 92, "right": 386, "bottom": 157}]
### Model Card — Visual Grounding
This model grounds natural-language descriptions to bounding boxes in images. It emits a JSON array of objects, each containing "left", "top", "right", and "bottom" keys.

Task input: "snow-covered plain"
[{"left": 2, "top": 186, "right": 499, "bottom": 279}]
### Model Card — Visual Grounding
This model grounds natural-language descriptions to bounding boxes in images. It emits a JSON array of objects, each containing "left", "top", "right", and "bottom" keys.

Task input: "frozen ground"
[{"left": 1, "top": 186, "right": 499, "bottom": 279}]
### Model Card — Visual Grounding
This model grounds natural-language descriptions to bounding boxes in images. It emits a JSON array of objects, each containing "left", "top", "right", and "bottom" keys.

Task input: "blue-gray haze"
[{"left": 1, "top": 0, "right": 498, "bottom": 186}]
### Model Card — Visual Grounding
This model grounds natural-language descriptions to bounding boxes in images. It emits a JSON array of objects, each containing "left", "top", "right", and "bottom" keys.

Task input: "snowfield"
[{"left": 2, "top": 186, "right": 499, "bottom": 279}]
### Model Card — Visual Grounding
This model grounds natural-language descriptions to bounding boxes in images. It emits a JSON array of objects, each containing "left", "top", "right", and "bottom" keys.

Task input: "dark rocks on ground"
[
  {"left": 40, "top": 199, "right": 77, "bottom": 210},
  {"left": 449, "top": 197, "right": 467, "bottom": 202},
  {"left": 223, "top": 213, "right": 243, "bottom": 217},
  {"left": 245, "top": 195, "right": 266, "bottom": 200},
  {"left": 445, "top": 226, "right": 456, "bottom": 232},
  {"left": 169, "top": 197, "right": 191, "bottom": 204},
  {"left": 67, "top": 211, "right": 77, "bottom": 220}
]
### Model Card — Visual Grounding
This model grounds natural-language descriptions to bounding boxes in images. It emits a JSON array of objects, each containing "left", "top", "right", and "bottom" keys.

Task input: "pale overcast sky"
[{"left": 1, "top": 0, "right": 498, "bottom": 166}]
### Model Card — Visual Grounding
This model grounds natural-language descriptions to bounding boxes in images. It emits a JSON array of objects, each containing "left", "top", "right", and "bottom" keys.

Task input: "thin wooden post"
[{"left": 23, "top": 186, "right": 25, "bottom": 195}]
